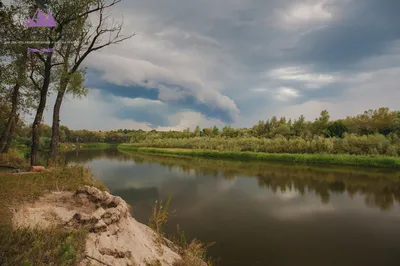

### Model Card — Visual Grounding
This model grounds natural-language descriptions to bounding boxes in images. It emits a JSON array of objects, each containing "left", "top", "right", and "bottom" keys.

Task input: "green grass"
[
  {"left": 118, "top": 145, "right": 400, "bottom": 168},
  {"left": 0, "top": 166, "right": 107, "bottom": 265},
  {"left": 0, "top": 227, "right": 87, "bottom": 266}
]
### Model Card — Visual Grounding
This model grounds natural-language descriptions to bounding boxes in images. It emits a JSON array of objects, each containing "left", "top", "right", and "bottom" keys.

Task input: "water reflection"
[
  {"left": 61, "top": 149, "right": 400, "bottom": 211},
  {"left": 61, "top": 149, "right": 400, "bottom": 266}
]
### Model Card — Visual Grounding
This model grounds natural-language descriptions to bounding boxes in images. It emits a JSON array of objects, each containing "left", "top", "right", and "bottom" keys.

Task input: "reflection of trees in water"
[
  {"left": 60, "top": 149, "right": 140, "bottom": 164},
  {"left": 258, "top": 173, "right": 400, "bottom": 210},
  {"left": 61, "top": 150, "right": 400, "bottom": 211},
  {"left": 125, "top": 153, "right": 400, "bottom": 211}
]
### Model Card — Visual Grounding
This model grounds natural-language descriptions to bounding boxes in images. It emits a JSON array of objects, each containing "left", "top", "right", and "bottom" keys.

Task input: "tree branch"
[{"left": 29, "top": 68, "right": 41, "bottom": 91}]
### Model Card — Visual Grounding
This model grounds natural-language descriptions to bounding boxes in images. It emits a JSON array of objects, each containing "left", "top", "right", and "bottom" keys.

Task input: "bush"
[
  {"left": 120, "top": 133, "right": 400, "bottom": 157},
  {"left": 0, "top": 148, "right": 27, "bottom": 168}
]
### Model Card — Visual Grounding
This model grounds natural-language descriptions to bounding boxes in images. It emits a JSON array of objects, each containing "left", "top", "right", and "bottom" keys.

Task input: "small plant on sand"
[
  {"left": 172, "top": 238, "right": 216, "bottom": 266},
  {"left": 148, "top": 195, "right": 172, "bottom": 237},
  {"left": 148, "top": 195, "right": 216, "bottom": 266},
  {"left": 170, "top": 225, "right": 216, "bottom": 266}
]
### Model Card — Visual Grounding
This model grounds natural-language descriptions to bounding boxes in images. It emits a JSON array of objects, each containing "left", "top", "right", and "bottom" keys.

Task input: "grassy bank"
[
  {"left": 59, "top": 142, "right": 112, "bottom": 151},
  {"left": 0, "top": 166, "right": 107, "bottom": 265},
  {"left": 118, "top": 145, "right": 400, "bottom": 168}
]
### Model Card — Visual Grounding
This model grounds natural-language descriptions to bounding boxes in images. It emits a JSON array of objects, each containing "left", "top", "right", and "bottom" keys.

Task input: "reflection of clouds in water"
[
  {"left": 169, "top": 166, "right": 197, "bottom": 179},
  {"left": 252, "top": 188, "right": 299, "bottom": 202},
  {"left": 275, "top": 190, "right": 299, "bottom": 201},
  {"left": 216, "top": 176, "right": 237, "bottom": 191},
  {"left": 196, "top": 176, "right": 237, "bottom": 195},
  {"left": 271, "top": 201, "right": 335, "bottom": 220}
]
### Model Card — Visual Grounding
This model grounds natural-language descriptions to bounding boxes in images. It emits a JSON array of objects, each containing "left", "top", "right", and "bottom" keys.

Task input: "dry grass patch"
[{"left": 0, "top": 166, "right": 106, "bottom": 265}]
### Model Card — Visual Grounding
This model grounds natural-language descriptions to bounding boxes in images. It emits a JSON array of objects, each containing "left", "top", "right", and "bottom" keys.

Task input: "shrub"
[{"left": 121, "top": 134, "right": 400, "bottom": 157}]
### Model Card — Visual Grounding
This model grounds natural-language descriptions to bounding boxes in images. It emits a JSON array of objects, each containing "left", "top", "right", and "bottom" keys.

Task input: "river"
[{"left": 62, "top": 148, "right": 400, "bottom": 266}]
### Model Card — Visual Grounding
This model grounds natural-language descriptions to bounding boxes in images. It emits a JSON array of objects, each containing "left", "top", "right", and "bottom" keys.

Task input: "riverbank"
[
  {"left": 117, "top": 145, "right": 400, "bottom": 168},
  {"left": 0, "top": 163, "right": 209, "bottom": 265}
]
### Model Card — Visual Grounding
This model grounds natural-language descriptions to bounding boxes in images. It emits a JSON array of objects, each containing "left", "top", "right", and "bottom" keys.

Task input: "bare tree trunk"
[
  {"left": 48, "top": 44, "right": 71, "bottom": 166},
  {"left": 0, "top": 52, "right": 27, "bottom": 153},
  {"left": 30, "top": 55, "right": 52, "bottom": 166},
  {"left": 48, "top": 86, "right": 66, "bottom": 165},
  {"left": 3, "top": 114, "right": 18, "bottom": 153}
]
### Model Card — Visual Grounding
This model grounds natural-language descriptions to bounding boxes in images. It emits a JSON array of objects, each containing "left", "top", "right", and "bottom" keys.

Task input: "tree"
[
  {"left": 194, "top": 125, "right": 200, "bottom": 137},
  {"left": 273, "top": 124, "right": 291, "bottom": 138},
  {"left": 0, "top": 2, "right": 30, "bottom": 153},
  {"left": 292, "top": 115, "right": 306, "bottom": 137},
  {"left": 202, "top": 127, "right": 212, "bottom": 137},
  {"left": 48, "top": 0, "right": 134, "bottom": 164},
  {"left": 212, "top": 126, "right": 219, "bottom": 136},
  {"left": 392, "top": 112, "right": 400, "bottom": 136},
  {"left": 326, "top": 120, "right": 348, "bottom": 138},
  {"left": 221, "top": 125, "right": 235, "bottom": 138},
  {"left": 17, "top": 0, "right": 129, "bottom": 166},
  {"left": 253, "top": 120, "right": 265, "bottom": 137},
  {"left": 313, "top": 110, "right": 330, "bottom": 136}
]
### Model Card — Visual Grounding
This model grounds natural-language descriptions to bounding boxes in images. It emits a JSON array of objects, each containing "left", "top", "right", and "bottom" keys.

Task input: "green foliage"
[
  {"left": 0, "top": 226, "right": 87, "bottom": 266},
  {"left": 67, "top": 70, "right": 88, "bottom": 99},
  {"left": 119, "top": 145, "right": 400, "bottom": 168},
  {"left": 326, "top": 120, "right": 348, "bottom": 138},
  {"left": 119, "top": 132, "right": 400, "bottom": 157},
  {"left": 0, "top": 148, "right": 28, "bottom": 168},
  {"left": 58, "top": 235, "right": 78, "bottom": 266}
]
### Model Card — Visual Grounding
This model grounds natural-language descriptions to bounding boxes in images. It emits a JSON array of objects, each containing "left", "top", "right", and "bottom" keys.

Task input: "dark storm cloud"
[
  {"left": 75, "top": 0, "right": 400, "bottom": 128},
  {"left": 95, "top": 83, "right": 236, "bottom": 125},
  {"left": 114, "top": 107, "right": 169, "bottom": 127},
  {"left": 286, "top": 0, "right": 400, "bottom": 71}
]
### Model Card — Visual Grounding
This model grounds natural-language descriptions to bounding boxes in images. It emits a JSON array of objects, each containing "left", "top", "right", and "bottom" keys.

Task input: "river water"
[{"left": 63, "top": 148, "right": 400, "bottom": 266}]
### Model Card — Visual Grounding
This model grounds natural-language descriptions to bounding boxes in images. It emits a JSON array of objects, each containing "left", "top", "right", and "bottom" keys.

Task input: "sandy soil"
[{"left": 12, "top": 186, "right": 182, "bottom": 266}]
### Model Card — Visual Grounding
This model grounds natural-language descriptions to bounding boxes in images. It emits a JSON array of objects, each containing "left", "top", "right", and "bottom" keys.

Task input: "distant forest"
[{"left": 3, "top": 107, "right": 400, "bottom": 156}]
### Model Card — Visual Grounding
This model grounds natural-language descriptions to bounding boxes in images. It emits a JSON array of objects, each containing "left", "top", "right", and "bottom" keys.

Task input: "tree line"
[
  {"left": 4, "top": 107, "right": 400, "bottom": 157},
  {"left": 0, "top": 0, "right": 133, "bottom": 166},
  {"left": 123, "top": 108, "right": 400, "bottom": 156}
]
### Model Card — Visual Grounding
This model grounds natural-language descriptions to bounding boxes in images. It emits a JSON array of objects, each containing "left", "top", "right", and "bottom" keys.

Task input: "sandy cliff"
[{"left": 12, "top": 186, "right": 182, "bottom": 266}]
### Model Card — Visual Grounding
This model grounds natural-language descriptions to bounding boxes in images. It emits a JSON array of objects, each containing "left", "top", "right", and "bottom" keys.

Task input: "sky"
[{"left": 9, "top": 0, "right": 400, "bottom": 130}]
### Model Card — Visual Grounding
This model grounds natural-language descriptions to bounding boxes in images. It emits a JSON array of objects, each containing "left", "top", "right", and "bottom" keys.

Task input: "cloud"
[
  {"left": 118, "top": 97, "right": 164, "bottom": 107},
  {"left": 81, "top": 28, "right": 240, "bottom": 124},
  {"left": 33, "top": 0, "right": 400, "bottom": 129},
  {"left": 275, "top": 87, "right": 300, "bottom": 101},
  {"left": 41, "top": 89, "right": 153, "bottom": 130},
  {"left": 267, "top": 67, "right": 336, "bottom": 89},
  {"left": 156, "top": 111, "right": 226, "bottom": 131},
  {"left": 281, "top": 0, "right": 333, "bottom": 24}
]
